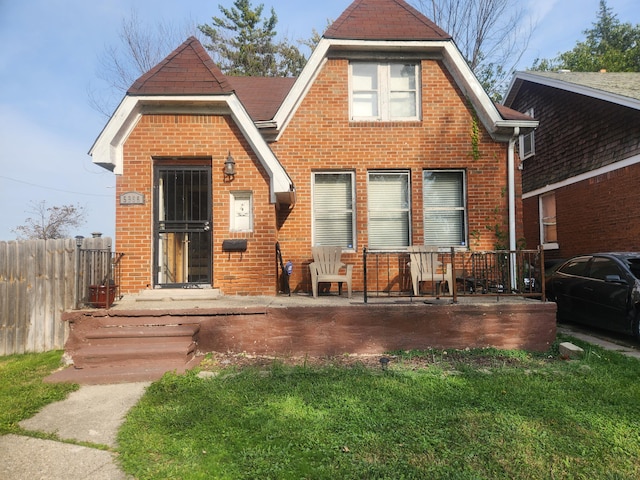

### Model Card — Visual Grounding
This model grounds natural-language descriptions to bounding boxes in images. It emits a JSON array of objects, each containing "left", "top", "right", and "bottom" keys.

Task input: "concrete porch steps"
[
  {"left": 46, "top": 315, "right": 201, "bottom": 385},
  {"left": 45, "top": 356, "right": 202, "bottom": 385}
]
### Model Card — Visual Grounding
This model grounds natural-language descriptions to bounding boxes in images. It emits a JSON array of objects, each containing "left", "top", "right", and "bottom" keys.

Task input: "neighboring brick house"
[
  {"left": 90, "top": 0, "right": 535, "bottom": 296},
  {"left": 503, "top": 71, "right": 640, "bottom": 264}
]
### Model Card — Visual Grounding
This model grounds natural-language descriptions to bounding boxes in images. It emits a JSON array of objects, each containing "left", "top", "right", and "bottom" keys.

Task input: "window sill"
[
  {"left": 349, "top": 121, "right": 421, "bottom": 128},
  {"left": 542, "top": 243, "right": 559, "bottom": 250}
]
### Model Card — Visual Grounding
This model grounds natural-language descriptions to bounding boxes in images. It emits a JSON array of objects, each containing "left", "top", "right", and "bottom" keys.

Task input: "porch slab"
[{"left": 92, "top": 292, "right": 557, "bottom": 354}]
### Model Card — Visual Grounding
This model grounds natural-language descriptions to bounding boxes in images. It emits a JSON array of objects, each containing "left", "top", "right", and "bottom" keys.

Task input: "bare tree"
[
  {"left": 89, "top": 9, "right": 200, "bottom": 117},
  {"left": 413, "top": 0, "right": 534, "bottom": 100},
  {"left": 12, "top": 201, "right": 87, "bottom": 240}
]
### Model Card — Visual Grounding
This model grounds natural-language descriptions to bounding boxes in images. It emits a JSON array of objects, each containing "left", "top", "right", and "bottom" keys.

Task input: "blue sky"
[{"left": 0, "top": 0, "right": 638, "bottom": 242}]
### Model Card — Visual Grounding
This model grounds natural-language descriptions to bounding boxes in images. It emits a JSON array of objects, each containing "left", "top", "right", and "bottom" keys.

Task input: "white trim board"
[{"left": 523, "top": 153, "right": 640, "bottom": 199}]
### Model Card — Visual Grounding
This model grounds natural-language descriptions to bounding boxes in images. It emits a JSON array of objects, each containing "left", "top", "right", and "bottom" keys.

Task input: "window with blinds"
[
  {"left": 423, "top": 170, "right": 466, "bottom": 246},
  {"left": 312, "top": 172, "right": 355, "bottom": 248},
  {"left": 368, "top": 171, "right": 410, "bottom": 249}
]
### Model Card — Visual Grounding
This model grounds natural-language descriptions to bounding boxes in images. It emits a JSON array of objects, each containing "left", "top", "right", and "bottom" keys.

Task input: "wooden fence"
[{"left": 0, "top": 237, "right": 112, "bottom": 356}]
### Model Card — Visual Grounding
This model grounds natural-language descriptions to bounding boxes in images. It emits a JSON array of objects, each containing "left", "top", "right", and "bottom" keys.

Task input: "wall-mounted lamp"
[{"left": 224, "top": 151, "right": 236, "bottom": 179}]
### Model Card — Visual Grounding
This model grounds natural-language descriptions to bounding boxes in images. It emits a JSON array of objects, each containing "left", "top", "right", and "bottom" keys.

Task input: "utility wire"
[{"left": 0, "top": 175, "right": 113, "bottom": 197}]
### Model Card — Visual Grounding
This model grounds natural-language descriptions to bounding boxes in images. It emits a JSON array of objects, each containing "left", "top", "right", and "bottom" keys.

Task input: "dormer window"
[{"left": 350, "top": 62, "right": 420, "bottom": 121}]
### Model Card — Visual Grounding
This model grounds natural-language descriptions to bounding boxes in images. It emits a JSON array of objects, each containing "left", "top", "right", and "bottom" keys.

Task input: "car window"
[
  {"left": 625, "top": 257, "right": 640, "bottom": 280},
  {"left": 557, "top": 257, "right": 590, "bottom": 277},
  {"left": 588, "top": 257, "right": 623, "bottom": 281}
]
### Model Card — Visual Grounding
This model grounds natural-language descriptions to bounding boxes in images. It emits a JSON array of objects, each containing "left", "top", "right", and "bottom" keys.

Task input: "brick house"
[
  {"left": 90, "top": 0, "right": 536, "bottom": 296},
  {"left": 503, "top": 71, "right": 640, "bottom": 263}
]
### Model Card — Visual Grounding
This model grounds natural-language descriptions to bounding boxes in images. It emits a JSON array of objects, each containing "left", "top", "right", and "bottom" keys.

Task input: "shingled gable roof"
[
  {"left": 324, "top": 0, "right": 451, "bottom": 41},
  {"left": 127, "top": 36, "right": 232, "bottom": 95},
  {"left": 504, "top": 71, "right": 640, "bottom": 112},
  {"left": 273, "top": 0, "right": 534, "bottom": 142},
  {"left": 90, "top": 36, "right": 293, "bottom": 201},
  {"left": 228, "top": 76, "right": 296, "bottom": 122}
]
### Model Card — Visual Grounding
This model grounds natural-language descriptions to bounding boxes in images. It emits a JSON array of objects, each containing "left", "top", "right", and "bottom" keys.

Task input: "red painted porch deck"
[{"left": 48, "top": 290, "right": 557, "bottom": 384}]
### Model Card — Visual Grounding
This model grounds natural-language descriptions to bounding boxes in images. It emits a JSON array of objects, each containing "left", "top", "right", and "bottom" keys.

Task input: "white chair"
[
  {"left": 408, "top": 245, "right": 453, "bottom": 297},
  {"left": 309, "top": 246, "right": 353, "bottom": 298}
]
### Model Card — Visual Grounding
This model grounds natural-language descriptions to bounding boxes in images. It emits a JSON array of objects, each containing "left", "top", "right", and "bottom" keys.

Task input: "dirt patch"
[{"left": 197, "top": 349, "right": 555, "bottom": 372}]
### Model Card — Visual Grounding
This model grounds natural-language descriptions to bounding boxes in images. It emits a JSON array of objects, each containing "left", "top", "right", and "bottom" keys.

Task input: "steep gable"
[
  {"left": 127, "top": 36, "right": 232, "bottom": 95},
  {"left": 324, "top": 0, "right": 451, "bottom": 41}
]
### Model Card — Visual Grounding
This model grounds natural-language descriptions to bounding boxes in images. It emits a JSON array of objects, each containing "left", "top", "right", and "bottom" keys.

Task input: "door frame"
[{"left": 153, "top": 160, "right": 212, "bottom": 288}]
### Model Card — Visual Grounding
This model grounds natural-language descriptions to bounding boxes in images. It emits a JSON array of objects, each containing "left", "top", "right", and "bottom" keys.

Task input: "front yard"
[
  {"left": 117, "top": 338, "right": 640, "bottom": 479},
  {"left": 3, "top": 339, "right": 640, "bottom": 479}
]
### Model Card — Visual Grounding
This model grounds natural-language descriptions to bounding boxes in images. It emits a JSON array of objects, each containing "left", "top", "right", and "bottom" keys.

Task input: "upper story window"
[
  {"left": 350, "top": 62, "right": 420, "bottom": 121},
  {"left": 519, "top": 108, "right": 535, "bottom": 159}
]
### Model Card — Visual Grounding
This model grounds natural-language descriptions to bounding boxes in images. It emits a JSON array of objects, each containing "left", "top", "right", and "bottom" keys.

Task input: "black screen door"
[{"left": 154, "top": 166, "right": 212, "bottom": 287}]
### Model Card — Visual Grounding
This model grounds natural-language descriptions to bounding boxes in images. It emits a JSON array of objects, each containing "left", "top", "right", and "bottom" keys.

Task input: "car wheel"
[{"left": 633, "top": 310, "right": 640, "bottom": 339}]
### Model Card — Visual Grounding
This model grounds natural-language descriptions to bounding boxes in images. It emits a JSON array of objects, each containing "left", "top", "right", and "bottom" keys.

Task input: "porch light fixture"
[{"left": 224, "top": 151, "right": 236, "bottom": 179}]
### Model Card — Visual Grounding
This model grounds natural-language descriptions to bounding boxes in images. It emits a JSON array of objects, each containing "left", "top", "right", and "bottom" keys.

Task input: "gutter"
[{"left": 508, "top": 127, "right": 519, "bottom": 290}]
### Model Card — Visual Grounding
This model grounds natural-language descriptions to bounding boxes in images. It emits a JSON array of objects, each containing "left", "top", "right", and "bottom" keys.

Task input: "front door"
[{"left": 154, "top": 165, "right": 212, "bottom": 287}]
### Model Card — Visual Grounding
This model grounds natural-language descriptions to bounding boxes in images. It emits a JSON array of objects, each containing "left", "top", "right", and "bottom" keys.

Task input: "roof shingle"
[
  {"left": 228, "top": 76, "right": 296, "bottom": 121},
  {"left": 324, "top": 0, "right": 451, "bottom": 41},
  {"left": 127, "top": 36, "right": 232, "bottom": 95}
]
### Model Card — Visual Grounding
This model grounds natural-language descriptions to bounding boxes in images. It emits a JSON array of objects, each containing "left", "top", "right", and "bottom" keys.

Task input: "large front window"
[
  {"left": 423, "top": 170, "right": 466, "bottom": 247},
  {"left": 368, "top": 171, "right": 410, "bottom": 249},
  {"left": 350, "top": 62, "right": 419, "bottom": 121},
  {"left": 312, "top": 172, "right": 355, "bottom": 249}
]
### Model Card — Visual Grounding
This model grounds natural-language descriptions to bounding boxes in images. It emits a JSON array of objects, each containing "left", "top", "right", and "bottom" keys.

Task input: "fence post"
[
  {"left": 363, "top": 247, "right": 368, "bottom": 304},
  {"left": 74, "top": 236, "right": 84, "bottom": 309}
]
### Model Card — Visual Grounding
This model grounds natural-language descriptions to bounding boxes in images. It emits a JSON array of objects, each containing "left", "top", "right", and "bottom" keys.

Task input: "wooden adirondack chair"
[
  {"left": 408, "top": 245, "right": 453, "bottom": 297},
  {"left": 309, "top": 246, "right": 353, "bottom": 298}
]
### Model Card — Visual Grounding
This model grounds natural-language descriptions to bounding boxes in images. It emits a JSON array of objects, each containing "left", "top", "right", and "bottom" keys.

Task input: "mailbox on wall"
[{"left": 222, "top": 239, "right": 247, "bottom": 252}]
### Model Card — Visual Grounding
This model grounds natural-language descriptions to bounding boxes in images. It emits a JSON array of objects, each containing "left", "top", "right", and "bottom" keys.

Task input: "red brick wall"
[
  {"left": 117, "top": 59, "right": 520, "bottom": 296},
  {"left": 272, "top": 59, "right": 513, "bottom": 292},
  {"left": 525, "top": 162, "right": 640, "bottom": 262},
  {"left": 117, "top": 114, "right": 277, "bottom": 295}
]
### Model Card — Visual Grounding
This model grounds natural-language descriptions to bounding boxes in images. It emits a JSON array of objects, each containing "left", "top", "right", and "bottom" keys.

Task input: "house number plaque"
[{"left": 120, "top": 192, "right": 145, "bottom": 205}]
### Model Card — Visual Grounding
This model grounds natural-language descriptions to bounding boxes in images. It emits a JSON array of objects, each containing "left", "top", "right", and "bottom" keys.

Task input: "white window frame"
[
  {"left": 230, "top": 191, "right": 253, "bottom": 232},
  {"left": 312, "top": 171, "right": 356, "bottom": 250},
  {"left": 349, "top": 62, "right": 420, "bottom": 121},
  {"left": 422, "top": 170, "right": 467, "bottom": 247},
  {"left": 539, "top": 192, "right": 558, "bottom": 250},
  {"left": 367, "top": 171, "right": 411, "bottom": 250},
  {"left": 519, "top": 108, "right": 535, "bottom": 159}
]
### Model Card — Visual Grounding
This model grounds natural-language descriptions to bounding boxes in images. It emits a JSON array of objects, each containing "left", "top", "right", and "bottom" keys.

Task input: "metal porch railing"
[{"left": 363, "top": 247, "right": 545, "bottom": 303}]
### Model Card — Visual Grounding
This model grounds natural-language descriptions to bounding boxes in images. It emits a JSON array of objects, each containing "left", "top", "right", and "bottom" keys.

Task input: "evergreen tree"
[
  {"left": 531, "top": 0, "right": 640, "bottom": 72},
  {"left": 198, "top": 0, "right": 306, "bottom": 77}
]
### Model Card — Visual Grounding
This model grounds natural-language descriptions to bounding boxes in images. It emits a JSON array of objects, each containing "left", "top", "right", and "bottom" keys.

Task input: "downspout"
[{"left": 508, "top": 127, "right": 519, "bottom": 291}]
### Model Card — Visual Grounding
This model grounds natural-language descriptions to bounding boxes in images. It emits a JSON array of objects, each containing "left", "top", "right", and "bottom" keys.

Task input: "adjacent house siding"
[
  {"left": 510, "top": 83, "right": 640, "bottom": 193},
  {"left": 508, "top": 73, "right": 640, "bottom": 259},
  {"left": 525, "top": 162, "right": 640, "bottom": 262}
]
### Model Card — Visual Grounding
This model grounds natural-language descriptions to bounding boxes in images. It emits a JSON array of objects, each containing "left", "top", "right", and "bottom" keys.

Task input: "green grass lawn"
[
  {"left": 118, "top": 336, "right": 640, "bottom": 480},
  {"left": 0, "top": 351, "right": 78, "bottom": 435}
]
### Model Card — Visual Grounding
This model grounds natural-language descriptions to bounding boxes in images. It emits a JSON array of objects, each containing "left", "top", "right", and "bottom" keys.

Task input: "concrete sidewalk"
[{"left": 0, "top": 382, "right": 149, "bottom": 480}]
